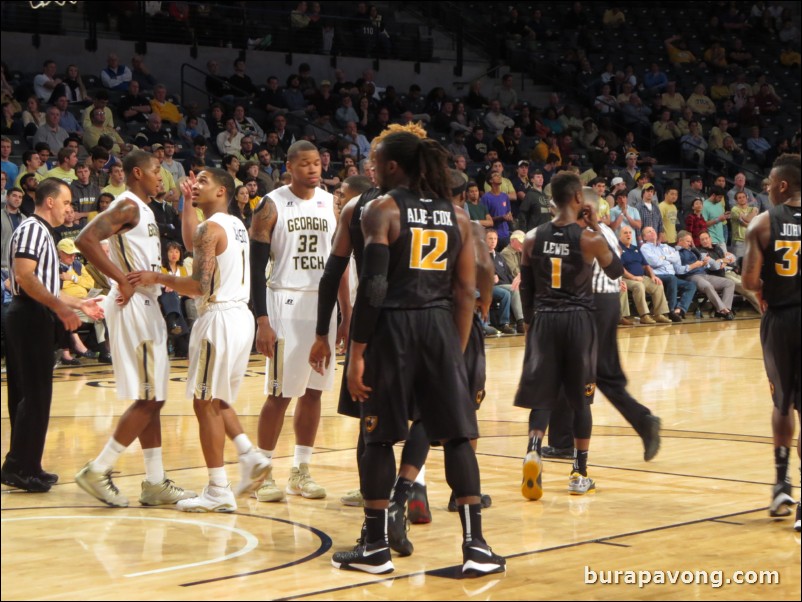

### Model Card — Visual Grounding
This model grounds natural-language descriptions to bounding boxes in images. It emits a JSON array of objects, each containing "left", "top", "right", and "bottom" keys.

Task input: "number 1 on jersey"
[{"left": 551, "top": 257, "right": 562, "bottom": 289}]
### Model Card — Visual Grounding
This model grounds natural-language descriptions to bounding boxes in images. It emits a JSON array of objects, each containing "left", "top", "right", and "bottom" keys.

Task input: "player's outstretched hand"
[{"left": 127, "top": 270, "right": 159, "bottom": 287}]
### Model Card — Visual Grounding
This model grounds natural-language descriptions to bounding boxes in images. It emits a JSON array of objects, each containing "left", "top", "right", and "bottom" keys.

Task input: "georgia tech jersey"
[
  {"left": 196, "top": 212, "right": 250, "bottom": 310},
  {"left": 108, "top": 191, "right": 162, "bottom": 298},
  {"left": 267, "top": 185, "right": 336, "bottom": 292}
]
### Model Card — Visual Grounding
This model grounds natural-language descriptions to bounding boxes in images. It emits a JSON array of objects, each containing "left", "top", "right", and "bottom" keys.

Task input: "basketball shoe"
[
  {"left": 177, "top": 484, "right": 236, "bottom": 513},
  {"left": 568, "top": 471, "right": 596, "bottom": 495},
  {"left": 286, "top": 463, "right": 326, "bottom": 499},
  {"left": 521, "top": 450, "right": 543, "bottom": 500},
  {"left": 139, "top": 477, "right": 196, "bottom": 505},
  {"left": 254, "top": 466, "right": 285, "bottom": 502},
  {"left": 387, "top": 502, "right": 413, "bottom": 556},
  {"left": 769, "top": 480, "right": 795, "bottom": 517},
  {"left": 332, "top": 541, "right": 394, "bottom": 574},
  {"left": 407, "top": 482, "right": 431, "bottom": 524},
  {"left": 75, "top": 463, "right": 129, "bottom": 507},
  {"left": 340, "top": 488, "right": 364, "bottom": 507},
  {"left": 462, "top": 540, "right": 506, "bottom": 576},
  {"left": 234, "top": 448, "right": 271, "bottom": 496}
]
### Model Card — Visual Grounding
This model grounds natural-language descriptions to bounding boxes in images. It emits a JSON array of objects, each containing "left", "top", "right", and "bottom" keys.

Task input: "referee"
[
  {"left": 0, "top": 178, "right": 104, "bottom": 492},
  {"left": 544, "top": 188, "right": 662, "bottom": 461}
]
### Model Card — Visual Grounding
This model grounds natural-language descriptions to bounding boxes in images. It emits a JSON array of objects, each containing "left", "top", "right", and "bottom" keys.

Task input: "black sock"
[
  {"left": 391, "top": 477, "right": 414, "bottom": 507},
  {"left": 364, "top": 507, "right": 388, "bottom": 546},
  {"left": 775, "top": 446, "right": 790, "bottom": 484},
  {"left": 573, "top": 450, "right": 589, "bottom": 476},
  {"left": 528, "top": 435, "right": 542, "bottom": 454},
  {"left": 457, "top": 503, "right": 484, "bottom": 545}
]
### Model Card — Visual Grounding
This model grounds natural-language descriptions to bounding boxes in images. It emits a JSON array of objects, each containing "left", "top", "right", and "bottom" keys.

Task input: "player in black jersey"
[
  {"left": 514, "top": 171, "right": 624, "bottom": 500},
  {"left": 742, "top": 153, "right": 801, "bottom": 532},
  {"left": 330, "top": 131, "right": 504, "bottom": 576}
]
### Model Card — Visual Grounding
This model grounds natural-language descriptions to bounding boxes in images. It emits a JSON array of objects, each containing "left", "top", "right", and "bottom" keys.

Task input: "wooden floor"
[{"left": 1, "top": 317, "right": 800, "bottom": 601}]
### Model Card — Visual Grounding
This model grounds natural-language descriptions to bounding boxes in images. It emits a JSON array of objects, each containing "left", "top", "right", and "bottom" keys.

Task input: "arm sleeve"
[
  {"left": 520, "top": 265, "right": 535, "bottom": 324},
  {"left": 602, "top": 253, "right": 624, "bottom": 280},
  {"left": 315, "top": 254, "right": 350, "bottom": 336},
  {"left": 249, "top": 240, "right": 271, "bottom": 318},
  {"left": 351, "top": 244, "right": 390, "bottom": 344}
]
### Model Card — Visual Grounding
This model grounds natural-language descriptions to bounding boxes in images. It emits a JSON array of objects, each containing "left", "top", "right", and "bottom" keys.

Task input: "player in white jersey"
[
  {"left": 74, "top": 150, "right": 196, "bottom": 508},
  {"left": 249, "top": 140, "right": 351, "bottom": 502},
  {"left": 129, "top": 168, "right": 270, "bottom": 512}
]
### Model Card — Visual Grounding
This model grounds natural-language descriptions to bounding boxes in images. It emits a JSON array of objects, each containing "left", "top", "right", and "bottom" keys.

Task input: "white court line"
[{"left": 1, "top": 515, "right": 259, "bottom": 578}]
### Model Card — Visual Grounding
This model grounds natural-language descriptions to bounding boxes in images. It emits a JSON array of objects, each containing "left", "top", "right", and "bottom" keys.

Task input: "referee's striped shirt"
[
  {"left": 591, "top": 223, "right": 622, "bottom": 294},
  {"left": 8, "top": 215, "right": 60, "bottom": 297}
]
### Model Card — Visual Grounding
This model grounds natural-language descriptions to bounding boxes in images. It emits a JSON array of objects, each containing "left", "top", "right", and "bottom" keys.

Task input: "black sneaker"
[
  {"left": 640, "top": 415, "right": 661, "bottom": 462},
  {"left": 407, "top": 482, "right": 432, "bottom": 524},
  {"left": 38, "top": 471, "right": 59, "bottom": 485},
  {"left": 332, "top": 541, "right": 394, "bottom": 574},
  {"left": 769, "top": 480, "right": 795, "bottom": 517},
  {"left": 387, "top": 502, "right": 413, "bottom": 556},
  {"left": 462, "top": 540, "right": 506, "bottom": 576},
  {"left": 448, "top": 492, "right": 492, "bottom": 512},
  {"left": 0, "top": 468, "right": 51, "bottom": 493},
  {"left": 499, "top": 324, "right": 516, "bottom": 335},
  {"left": 795, "top": 503, "right": 800, "bottom": 532},
  {"left": 668, "top": 311, "right": 682, "bottom": 323},
  {"left": 97, "top": 352, "right": 113, "bottom": 364},
  {"left": 541, "top": 446, "right": 574, "bottom": 459}
]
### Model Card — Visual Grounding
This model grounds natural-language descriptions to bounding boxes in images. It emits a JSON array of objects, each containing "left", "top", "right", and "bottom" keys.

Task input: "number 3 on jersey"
[
  {"left": 409, "top": 227, "right": 447, "bottom": 271},
  {"left": 775, "top": 240, "right": 800, "bottom": 277}
]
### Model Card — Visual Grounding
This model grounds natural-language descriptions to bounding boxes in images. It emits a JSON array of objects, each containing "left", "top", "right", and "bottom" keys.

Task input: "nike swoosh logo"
[
  {"left": 363, "top": 547, "right": 389, "bottom": 557},
  {"left": 469, "top": 546, "right": 493, "bottom": 557}
]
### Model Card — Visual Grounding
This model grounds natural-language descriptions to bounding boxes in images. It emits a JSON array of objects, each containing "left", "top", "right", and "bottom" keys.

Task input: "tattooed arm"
[
  {"left": 249, "top": 196, "right": 278, "bottom": 357},
  {"left": 75, "top": 198, "right": 140, "bottom": 305},
  {"left": 128, "top": 220, "right": 224, "bottom": 297}
]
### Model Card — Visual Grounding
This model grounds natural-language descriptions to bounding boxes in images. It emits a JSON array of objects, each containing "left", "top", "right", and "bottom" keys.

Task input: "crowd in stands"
[{"left": 1, "top": 1, "right": 800, "bottom": 359}]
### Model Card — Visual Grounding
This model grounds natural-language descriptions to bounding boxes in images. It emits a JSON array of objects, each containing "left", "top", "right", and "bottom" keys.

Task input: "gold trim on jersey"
[
  {"left": 136, "top": 340, "right": 156, "bottom": 401},
  {"left": 112, "top": 233, "right": 135, "bottom": 274},
  {"left": 269, "top": 339, "right": 285, "bottom": 397},
  {"left": 194, "top": 339, "right": 216, "bottom": 401}
]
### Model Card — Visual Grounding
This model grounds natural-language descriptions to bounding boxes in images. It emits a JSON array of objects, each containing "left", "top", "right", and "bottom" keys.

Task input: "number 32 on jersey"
[{"left": 409, "top": 227, "right": 447, "bottom": 271}]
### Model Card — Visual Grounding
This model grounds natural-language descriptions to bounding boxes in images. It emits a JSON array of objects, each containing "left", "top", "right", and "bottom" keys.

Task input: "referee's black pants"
[
  {"left": 548, "top": 293, "right": 652, "bottom": 448},
  {"left": 3, "top": 296, "right": 56, "bottom": 476}
]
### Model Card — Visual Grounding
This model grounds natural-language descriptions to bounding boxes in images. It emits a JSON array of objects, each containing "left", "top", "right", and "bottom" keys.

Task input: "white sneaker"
[
  {"left": 568, "top": 472, "right": 596, "bottom": 495},
  {"left": 286, "top": 463, "right": 326, "bottom": 499},
  {"left": 254, "top": 466, "right": 286, "bottom": 502},
  {"left": 177, "top": 484, "right": 237, "bottom": 513},
  {"left": 234, "top": 448, "right": 271, "bottom": 497}
]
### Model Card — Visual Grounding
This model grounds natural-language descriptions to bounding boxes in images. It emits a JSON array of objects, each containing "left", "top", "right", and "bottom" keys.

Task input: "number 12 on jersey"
[{"left": 409, "top": 227, "right": 448, "bottom": 271}]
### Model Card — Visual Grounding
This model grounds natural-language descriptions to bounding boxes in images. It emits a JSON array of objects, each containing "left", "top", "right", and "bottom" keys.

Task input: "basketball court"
[{"left": 1, "top": 317, "right": 800, "bottom": 600}]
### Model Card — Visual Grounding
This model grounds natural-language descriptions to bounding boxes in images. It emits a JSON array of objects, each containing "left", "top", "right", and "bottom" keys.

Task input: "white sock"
[
  {"left": 233, "top": 433, "right": 253, "bottom": 455},
  {"left": 415, "top": 465, "right": 426, "bottom": 485},
  {"left": 208, "top": 466, "right": 227, "bottom": 487},
  {"left": 259, "top": 448, "right": 274, "bottom": 461},
  {"left": 294, "top": 445, "right": 313, "bottom": 467},
  {"left": 92, "top": 438, "right": 126, "bottom": 473},
  {"left": 142, "top": 448, "right": 166, "bottom": 484}
]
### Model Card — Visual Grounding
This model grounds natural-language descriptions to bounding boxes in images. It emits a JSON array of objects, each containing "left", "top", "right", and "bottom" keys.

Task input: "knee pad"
[
  {"left": 572, "top": 404, "right": 593, "bottom": 440},
  {"left": 359, "top": 442, "right": 396, "bottom": 500},
  {"left": 443, "top": 438, "right": 480, "bottom": 499},
  {"left": 400, "top": 421, "right": 430, "bottom": 470}
]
